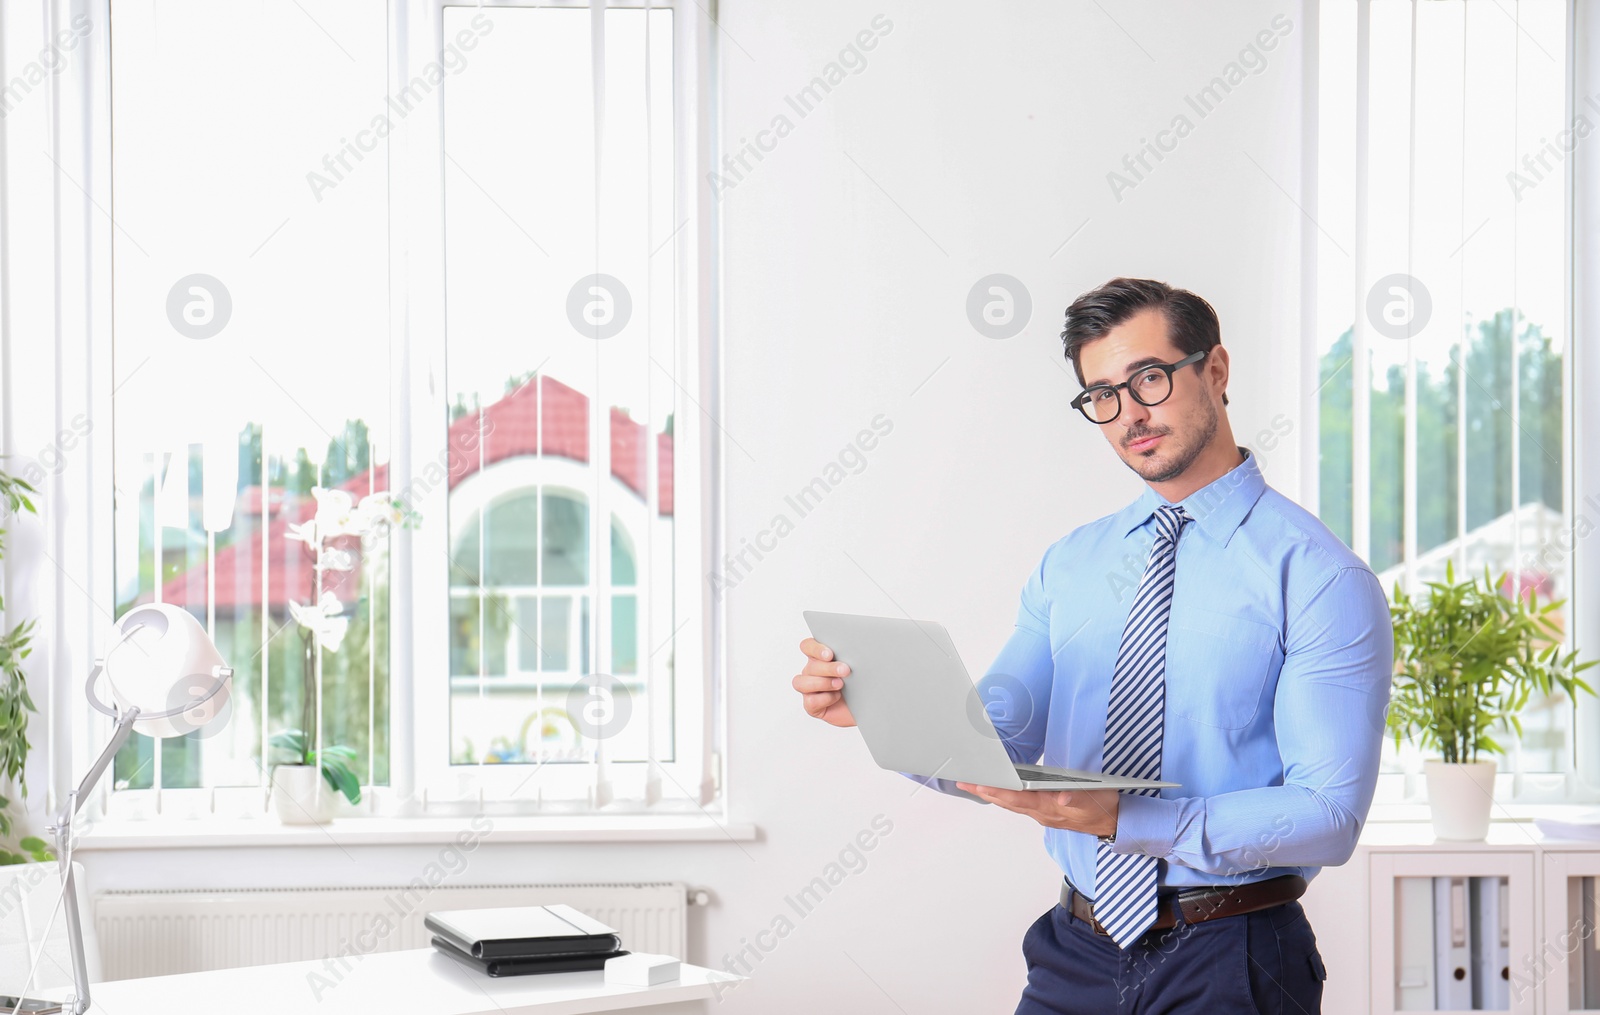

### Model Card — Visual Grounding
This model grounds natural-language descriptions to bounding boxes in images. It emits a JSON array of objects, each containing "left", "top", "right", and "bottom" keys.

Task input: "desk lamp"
[{"left": 15, "top": 604, "right": 232, "bottom": 1014}]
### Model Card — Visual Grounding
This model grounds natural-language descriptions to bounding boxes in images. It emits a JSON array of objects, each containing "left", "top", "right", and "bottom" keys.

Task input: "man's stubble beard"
[{"left": 1126, "top": 395, "right": 1219, "bottom": 485}]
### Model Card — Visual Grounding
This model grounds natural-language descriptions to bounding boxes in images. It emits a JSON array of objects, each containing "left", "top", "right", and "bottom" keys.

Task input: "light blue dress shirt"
[{"left": 906, "top": 446, "right": 1394, "bottom": 897}]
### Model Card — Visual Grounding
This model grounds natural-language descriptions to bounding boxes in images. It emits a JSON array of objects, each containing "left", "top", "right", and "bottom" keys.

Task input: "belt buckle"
[
  {"left": 1065, "top": 883, "right": 1114, "bottom": 937},
  {"left": 1083, "top": 898, "right": 1112, "bottom": 937}
]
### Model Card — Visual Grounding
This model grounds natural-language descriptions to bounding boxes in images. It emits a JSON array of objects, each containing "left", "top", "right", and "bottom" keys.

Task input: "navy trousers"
[{"left": 1014, "top": 891, "right": 1328, "bottom": 1014}]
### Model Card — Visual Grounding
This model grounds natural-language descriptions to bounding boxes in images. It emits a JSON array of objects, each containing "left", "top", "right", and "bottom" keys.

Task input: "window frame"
[{"left": 65, "top": 0, "right": 725, "bottom": 823}]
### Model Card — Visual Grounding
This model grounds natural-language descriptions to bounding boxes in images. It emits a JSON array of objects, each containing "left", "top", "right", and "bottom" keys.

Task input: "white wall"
[{"left": 2, "top": 1, "right": 1315, "bottom": 1011}]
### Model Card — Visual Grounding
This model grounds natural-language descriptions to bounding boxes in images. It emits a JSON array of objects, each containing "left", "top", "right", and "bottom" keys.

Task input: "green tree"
[
  {"left": 1319, "top": 309, "right": 1563, "bottom": 571},
  {"left": 1318, "top": 327, "right": 1354, "bottom": 548}
]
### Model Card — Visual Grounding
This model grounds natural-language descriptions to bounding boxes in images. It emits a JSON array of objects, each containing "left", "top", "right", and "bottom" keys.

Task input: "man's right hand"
[{"left": 794, "top": 637, "right": 856, "bottom": 727}]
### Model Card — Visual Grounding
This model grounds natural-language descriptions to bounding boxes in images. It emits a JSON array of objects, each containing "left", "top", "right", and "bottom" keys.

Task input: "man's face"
[{"left": 1075, "top": 308, "right": 1220, "bottom": 484}]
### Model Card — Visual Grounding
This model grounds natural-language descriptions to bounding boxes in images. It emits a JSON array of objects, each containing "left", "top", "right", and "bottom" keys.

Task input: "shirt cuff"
[{"left": 1110, "top": 793, "right": 1179, "bottom": 857}]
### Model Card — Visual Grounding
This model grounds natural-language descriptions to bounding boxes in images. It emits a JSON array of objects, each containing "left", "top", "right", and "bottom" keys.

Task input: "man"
[{"left": 792, "top": 278, "right": 1393, "bottom": 1014}]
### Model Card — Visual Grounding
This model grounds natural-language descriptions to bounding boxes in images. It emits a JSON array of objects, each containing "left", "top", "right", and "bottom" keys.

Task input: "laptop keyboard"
[{"left": 1016, "top": 769, "right": 1093, "bottom": 782}]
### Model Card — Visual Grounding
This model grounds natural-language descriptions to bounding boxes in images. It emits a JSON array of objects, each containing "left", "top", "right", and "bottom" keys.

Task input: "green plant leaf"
[
  {"left": 319, "top": 758, "right": 361, "bottom": 805},
  {"left": 1387, "top": 564, "right": 1597, "bottom": 765},
  {"left": 269, "top": 729, "right": 312, "bottom": 765}
]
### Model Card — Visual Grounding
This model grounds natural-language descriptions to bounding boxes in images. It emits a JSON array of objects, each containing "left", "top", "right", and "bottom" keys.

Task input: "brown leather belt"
[{"left": 1060, "top": 874, "right": 1308, "bottom": 938}]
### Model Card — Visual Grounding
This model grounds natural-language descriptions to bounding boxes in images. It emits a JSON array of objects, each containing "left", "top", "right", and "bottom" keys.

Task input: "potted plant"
[
  {"left": 1387, "top": 561, "right": 1597, "bottom": 840},
  {"left": 0, "top": 466, "right": 53, "bottom": 865},
  {"left": 268, "top": 727, "right": 361, "bottom": 824},
  {"left": 269, "top": 486, "right": 416, "bottom": 823}
]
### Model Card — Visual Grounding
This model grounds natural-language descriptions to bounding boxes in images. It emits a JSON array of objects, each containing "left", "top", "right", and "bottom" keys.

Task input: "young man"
[{"left": 793, "top": 278, "right": 1392, "bottom": 1014}]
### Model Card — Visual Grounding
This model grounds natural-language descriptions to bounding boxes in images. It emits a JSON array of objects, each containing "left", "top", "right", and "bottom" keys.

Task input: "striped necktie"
[{"left": 1093, "top": 502, "right": 1190, "bottom": 949}]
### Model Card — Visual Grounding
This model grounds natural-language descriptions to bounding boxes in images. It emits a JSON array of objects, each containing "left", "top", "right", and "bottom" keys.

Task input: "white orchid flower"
[
  {"left": 288, "top": 590, "right": 351, "bottom": 653},
  {"left": 312, "top": 487, "right": 360, "bottom": 536},
  {"left": 284, "top": 520, "right": 317, "bottom": 545},
  {"left": 356, "top": 491, "right": 421, "bottom": 539},
  {"left": 358, "top": 492, "right": 406, "bottom": 526},
  {"left": 317, "top": 615, "right": 351, "bottom": 654},
  {"left": 321, "top": 547, "right": 356, "bottom": 572}
]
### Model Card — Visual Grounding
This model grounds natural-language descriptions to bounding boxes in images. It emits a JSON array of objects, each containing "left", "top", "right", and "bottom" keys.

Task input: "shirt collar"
[{"left": 1119, "top": 446, "right": 1266, "bottom": 547}]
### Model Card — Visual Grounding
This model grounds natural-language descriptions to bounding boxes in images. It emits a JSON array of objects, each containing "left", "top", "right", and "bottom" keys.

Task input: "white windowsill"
[
  {"left": 1357, "top": 801, "right": 1600, "bottom": 849},
  {"left": 1365, "top": 801, "right": 1600, "bottom": 824},
  {"left": 74, "top": 814, "right": 760, "bottom": 850}
]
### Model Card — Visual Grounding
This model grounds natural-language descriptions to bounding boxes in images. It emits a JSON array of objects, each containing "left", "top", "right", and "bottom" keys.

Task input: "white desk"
[{"left": 85, "top": 948, "right": 745, "bottom": 1014}]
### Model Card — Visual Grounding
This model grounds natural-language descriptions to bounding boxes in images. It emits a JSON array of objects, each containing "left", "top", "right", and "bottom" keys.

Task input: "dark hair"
[{"left": 1060, "top": 277, "right": 1227, "bottom": 407}]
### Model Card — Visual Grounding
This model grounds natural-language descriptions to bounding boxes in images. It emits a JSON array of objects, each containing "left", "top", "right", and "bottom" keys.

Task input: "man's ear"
[{"left": 1208, "top": 345, "right": 1230, "bottom": 404}]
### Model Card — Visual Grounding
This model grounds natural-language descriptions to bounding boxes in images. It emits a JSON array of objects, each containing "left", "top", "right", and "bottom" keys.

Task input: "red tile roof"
[{"left": 158, "top": 376, "right": 671, "bottom": 609}]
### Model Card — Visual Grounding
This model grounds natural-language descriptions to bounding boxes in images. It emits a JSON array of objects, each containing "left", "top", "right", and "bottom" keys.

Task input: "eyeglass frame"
[{"left": 1070, "top": 349, "right": 1209, "bottom": 424}]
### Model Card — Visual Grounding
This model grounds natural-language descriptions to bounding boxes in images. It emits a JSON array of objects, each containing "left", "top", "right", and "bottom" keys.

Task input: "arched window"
[{"left": 447, "top": 488, "right": 639, "bottom": 764}]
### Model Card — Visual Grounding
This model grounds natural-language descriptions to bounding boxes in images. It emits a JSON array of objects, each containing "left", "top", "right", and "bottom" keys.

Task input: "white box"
[{"left": 604, "top": 953, "right": 681, "bottom": 987}]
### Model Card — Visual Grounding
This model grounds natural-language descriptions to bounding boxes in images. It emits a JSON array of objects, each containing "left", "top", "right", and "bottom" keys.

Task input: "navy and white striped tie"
[{"left": 1093, "top": 502, "right": 1190, "bottom": 949}]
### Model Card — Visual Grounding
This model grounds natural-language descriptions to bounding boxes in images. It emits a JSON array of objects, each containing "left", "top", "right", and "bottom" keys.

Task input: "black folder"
[
  {"left": 423, "top": 904, "right": 623, "bottom": 960},
  {"left": 431, "top": 936, "right": 631, "bottom": 977}
]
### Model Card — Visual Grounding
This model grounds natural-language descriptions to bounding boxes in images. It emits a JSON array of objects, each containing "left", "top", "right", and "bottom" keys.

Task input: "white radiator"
[{"left": 92, "top": 882, "right": 688, "bottom": 981}]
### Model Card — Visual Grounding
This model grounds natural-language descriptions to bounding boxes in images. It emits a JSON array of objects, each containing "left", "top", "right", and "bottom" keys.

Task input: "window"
[
  {"left": 1314, "top": 0, "right": 1575, "bottom": 800},
  {"left": 99, "top": 0, "right": 713, "bottom": 819},
  {"left": 433, "top": 4, "right": 688, "bottom": 806}
]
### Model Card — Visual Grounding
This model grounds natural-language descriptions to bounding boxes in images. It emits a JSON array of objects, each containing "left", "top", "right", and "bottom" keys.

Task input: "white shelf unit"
[
  {"left": 1539, "top": 849, "right": 1600, "bottom": 1015},
  {"left": 1304, "top": 822, "right": 1600, "bottom": 1015},
  {"left": 1369, "top": 850, "right": 1534, "bottom": 1014}
]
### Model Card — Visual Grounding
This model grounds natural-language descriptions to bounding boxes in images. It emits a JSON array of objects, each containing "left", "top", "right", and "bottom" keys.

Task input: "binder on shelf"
[
  {"left": 1395, "top": 877, "right": 1435, "bottom": 1010},
  {"left": 1470, "top": 876, "right": 1510, "bottom": 1010},
  {"left": 1493, "top": 878, "right": 1512, "bottom": 1010},
  {"left": 1569, "top": 877, "right": 1586, "bottom": 1010},
  {"left": 1434, "top": 876, "right": 1473, "bottom": 1010},
  {"left": 1584, "top": 877, "right": 1600, "bottom": 1009}
]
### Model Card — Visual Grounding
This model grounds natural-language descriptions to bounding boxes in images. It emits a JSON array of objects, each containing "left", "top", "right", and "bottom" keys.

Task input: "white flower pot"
[
  {"left": 271, "top": 764, "right": 335, "bottom": 825},
  {"left": 1423, "top": 759, "right": 1497, "bottom": 841}
]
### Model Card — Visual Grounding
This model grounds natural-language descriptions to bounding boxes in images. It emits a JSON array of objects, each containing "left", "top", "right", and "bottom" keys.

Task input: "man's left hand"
[{"left": 955, "top": 783, "right": 1121, "bottom": 837}]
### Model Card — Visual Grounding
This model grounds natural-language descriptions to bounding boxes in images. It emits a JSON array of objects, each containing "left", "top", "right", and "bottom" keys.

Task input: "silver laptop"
[{"left": 804, "top": 611, "right": 1179, "bottom": 792}]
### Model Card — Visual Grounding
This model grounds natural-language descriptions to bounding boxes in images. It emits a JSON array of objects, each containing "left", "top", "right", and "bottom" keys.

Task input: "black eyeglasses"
[{"left": 1071, "top": 350, "right": 1207, "bottom": 424}]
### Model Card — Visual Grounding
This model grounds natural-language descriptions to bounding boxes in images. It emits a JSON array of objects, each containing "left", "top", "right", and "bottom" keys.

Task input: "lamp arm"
[
  {"left": 64, "top": 705, "right": 140, "bottom": 824},
  {"left": 50, "top": 703, "right": 140, "bottom": 1014}
]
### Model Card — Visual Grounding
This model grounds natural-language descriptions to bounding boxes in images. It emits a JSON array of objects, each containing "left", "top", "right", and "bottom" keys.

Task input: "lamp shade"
[{"left": 103, "top": 603, "right": 232, "bottom": 739}]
